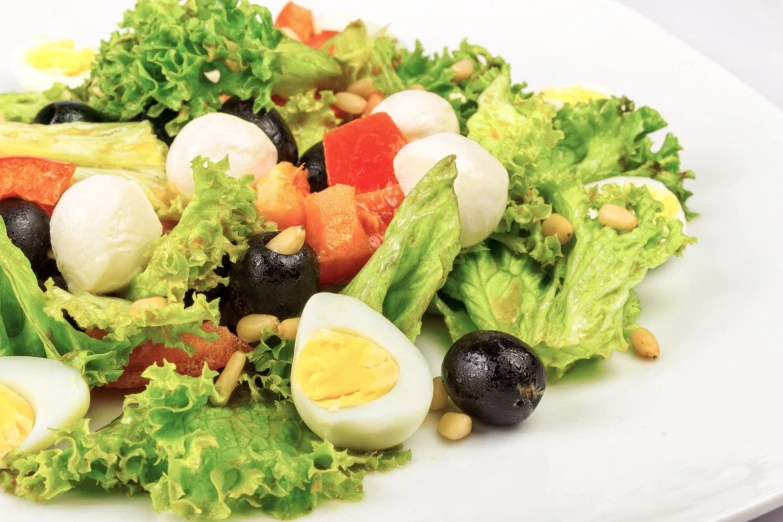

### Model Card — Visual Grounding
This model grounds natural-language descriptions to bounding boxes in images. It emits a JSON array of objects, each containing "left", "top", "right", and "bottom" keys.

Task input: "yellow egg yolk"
[
  {"left": 0, "top": 384, "right": 35, "bottom": 458},
  {"left": 540, "top": 86, "right": 606, "bottom": 106},
  {"left": 296, "top": 330, "right": 400, "bottom": 411},
  {"left": 25, "top": 40, "right": 96, "bottom": 76}
]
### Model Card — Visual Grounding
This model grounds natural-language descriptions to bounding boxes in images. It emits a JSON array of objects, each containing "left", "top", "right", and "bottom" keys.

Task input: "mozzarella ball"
[
  {"left": 292, "top": 293, "right": 433, "bottom": 451},
  {"left": 51, "top": 175, "right": 162, "bottom": 295},
  {"left": 393, "top": 133, "right": 509, "bottom": 247},
  {"left": 371, "top": 90, "right": 460, "bottom": 142},
  {"left": 166, "top": 113, "right": 278, "bottom": 197}
]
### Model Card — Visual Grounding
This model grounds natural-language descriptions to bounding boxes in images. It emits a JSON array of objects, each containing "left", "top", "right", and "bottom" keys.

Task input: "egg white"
[
  {"left": 0, "top": 357, "right": 90, "bottom": 454},
  {"left": 291, "top": 293, "right": 433, "bottom": 451},
  {"left": 10, "top": 40, "right": 92, "bottom": 93},
  {"left": 586, "top": 176, "right": 687, "bottom": 230}
]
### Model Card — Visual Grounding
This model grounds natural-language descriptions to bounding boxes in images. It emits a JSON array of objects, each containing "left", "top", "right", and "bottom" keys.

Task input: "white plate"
[{"left": 2, "top": 0, "right": 783, "bottom": 521}]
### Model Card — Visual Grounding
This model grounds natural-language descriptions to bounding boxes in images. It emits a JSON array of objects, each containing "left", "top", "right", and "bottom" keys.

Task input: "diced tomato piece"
[
  {"left": 355, "top": 184, "right": 405, "bottom": 228},
  {"left": 304, "top": 184, "right": 376, "bottom": 286},
  {"left": 275, "top": 2, "right": 315, "bottom": 43},
  {"left": 323, "top": 112, "right": 408, "bottom": 194},
  {"left": 255, "top": 162, "right": 311, "bottom": 229},
  {"left": 87, "top": 323, "right": 252, "bottom": 389},
  {"left": 307, "top": 30, "right": 339, "bottom": 52},
  {"left": 272, "top": 95, "right": 288, "bottom": 107},
  {"left": 0, "top": 156, "right": 75, "bottom": 213}
]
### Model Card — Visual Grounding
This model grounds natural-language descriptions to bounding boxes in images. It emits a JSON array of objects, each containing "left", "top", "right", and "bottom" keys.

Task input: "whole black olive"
[
  {"left": 33, "top": 101, "right": 107, "bottom": 125},
  {"left": 0, "top": 198, "right": 52, "bottom": 271},
  {"left": 299, "top": 141, "right": 328, "bottom": 192},
  {"left": 220, "top": 97, "right": 298, "bottom": 164},
  {"left": 228, "top": 231, "right": 319, "bottom": 320},
  {"left": 442, "top": 331, "right": 546, "bottom": 426},
  {"left": 133, "top": 107, "right": 179, "bottom": 145}
]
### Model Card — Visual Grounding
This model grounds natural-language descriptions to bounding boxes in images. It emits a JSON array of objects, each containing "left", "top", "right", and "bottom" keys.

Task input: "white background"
[{"left": 616, "top": 3, "right": 783, "bottom": 520}]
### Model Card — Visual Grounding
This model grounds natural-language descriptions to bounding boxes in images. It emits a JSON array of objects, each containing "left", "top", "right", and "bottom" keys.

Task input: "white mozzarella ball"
[
  {"left": 393, "top": 133, "right": 509, "bottom": 247},
  {"left": 292, "top": 293, "right": 433, "bottom": 451},
  {"left": 371, "top": 90, "right": 460, "bottom": 142},
  {"left": 51, "top": 175, "right": 162, "bottom": 295},
  {"left": 166, "top": 113, "right": 278, "bottom": 197}
]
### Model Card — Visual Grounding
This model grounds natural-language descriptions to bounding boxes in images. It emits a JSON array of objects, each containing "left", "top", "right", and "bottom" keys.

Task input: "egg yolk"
[
  {"left": 25, "top": 40, "right": 96, "bottom": 76},
  {"left": 0, "top": 384, "right": 35, "bottom": 458},
  {"left": 540, "top": 86, "right": 606, "bottom": 106},
  {"left": 647, "top": 187, "right": 682, "bottom": 221},
  {"left": 295, "top": 330, "right": 400, "bottom": 411}
]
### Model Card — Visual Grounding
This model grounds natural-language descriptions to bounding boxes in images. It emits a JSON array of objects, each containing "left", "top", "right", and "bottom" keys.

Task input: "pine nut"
[
  {"left": 438, "top": 412, "right": 472, "bottom": 441},
  {"left": 431, "top": 377, "right": 449, "bottom": 411},
  {"left": 408, "top": 83, "right": 426, "bottom": 91},
  {"left": 236, "top": 314, "right": 280, "bottom": 343},
  {"left": 278, "top": 317, "right": 300, "bottom": 341},
  {"left": 280, "top": 27, "right": 302, "bottom": 42},
  {"left": 362, "top": 90, "right": 385, "bottom": 117},
  {"left": 335, "top": 92, "right": 368, "bottom": 115},
  {"left": 347, "top": 77, "right": 376, "bottom": 99},
  {"left": 450, "top": 59, "right": 474, "bottom": 83},
  {"left": 541, "top": 213, "right": 574, "bottom": 245},
  {"left": 630, "top": 328, "right": 660, "bottom": 359},
  {"left": 210, "top": 351, "right": 248, "bottom": 406},
  {"left": 598, "top": 204, "right": 638, "bottom": 231},
  {"left": 204, "top": 70, "right": 221, "bottom": 84},
  {"left": 266, "top": 226, "right": 306, "bottom": 255},
  {"left": 129, "top": 296, "right": 167, "bottom": 319}
]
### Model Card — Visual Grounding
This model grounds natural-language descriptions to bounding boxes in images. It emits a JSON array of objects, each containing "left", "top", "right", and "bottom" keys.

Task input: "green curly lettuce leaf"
[
  {"left": 442, "top": 175, "right": 695, "bottom": 378},
  {"left": 85, "top": 0, "right": 341, "bottom": 138},
  {"left": 0, "top": 220, "right": 138, "bottom": 387},
  {"left": 343, "top": 155, "right": 461, "bottom": 341},
  {"left": 126, "top": 156, "right": 266, "bottom": 303},
  {"left": 325, "top": 21, "right": 405, "bottom": 95},
  {"left": 551, "top": 96, "right": 696, "bottom": 218},
  {"left": 0, "top": 83, "right": 77, "bottom": 123},
  {"left": 396, "top": 41, "right": 525, "bottom": 132},
  {"left": 466, "top": 71, "right": 564, "bottom": 265},
  {"left": 43, "top": 282, "right": 219, "bottom": 352},
  {"left": 276, "top": 89, "right": 341, "bottom": 152},
  {"left": 0, "top": 364, "right": 411, "bottom": 520}
]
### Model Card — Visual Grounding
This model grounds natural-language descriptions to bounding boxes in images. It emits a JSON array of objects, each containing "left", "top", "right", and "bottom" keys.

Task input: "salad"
[{"left": 0, "top": 0, "right": 696, "bottom": 519}]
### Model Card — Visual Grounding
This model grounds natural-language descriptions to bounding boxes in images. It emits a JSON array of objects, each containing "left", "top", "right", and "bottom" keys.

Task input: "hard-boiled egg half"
[
  {"left": 291, "top": 293, "right": 433, "bottom": 451},
  {"left": 586, "top": 176, "right": 687, "bottom": 229},
  {"left": 10, "top": 39, "right": 95, "bottom": 92},
  {"left": 540, "top": 86, "right": 606, "bottom": 109},
  {"left": 0, "top": 357, "right": 90, "bottom": 459}
]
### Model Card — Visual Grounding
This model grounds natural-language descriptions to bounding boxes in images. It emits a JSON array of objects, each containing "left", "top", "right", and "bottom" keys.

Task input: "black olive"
[
  {"left": 299, "top": 141, "right": 328, "bottom": 192},
  {"left": 228, "top": 231, "right": 318, "bottom": 320},
  {"left": 33, "top": 101, "right": 107, "bottom": 125},
  {"left": 220, "top": 97, "right": 298, "bottom": 164},
  {"left": 36, "top": 258, "right": 67, "bottom": 291},
  {"left": 133, "top": 107, "right": 179, "bottom": 145},
  {"left": 442, "top": 331, "right": 546, "bottom": 426},
  {"left": 0, "top": 198, "right": 52, "bottom": 271}
]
